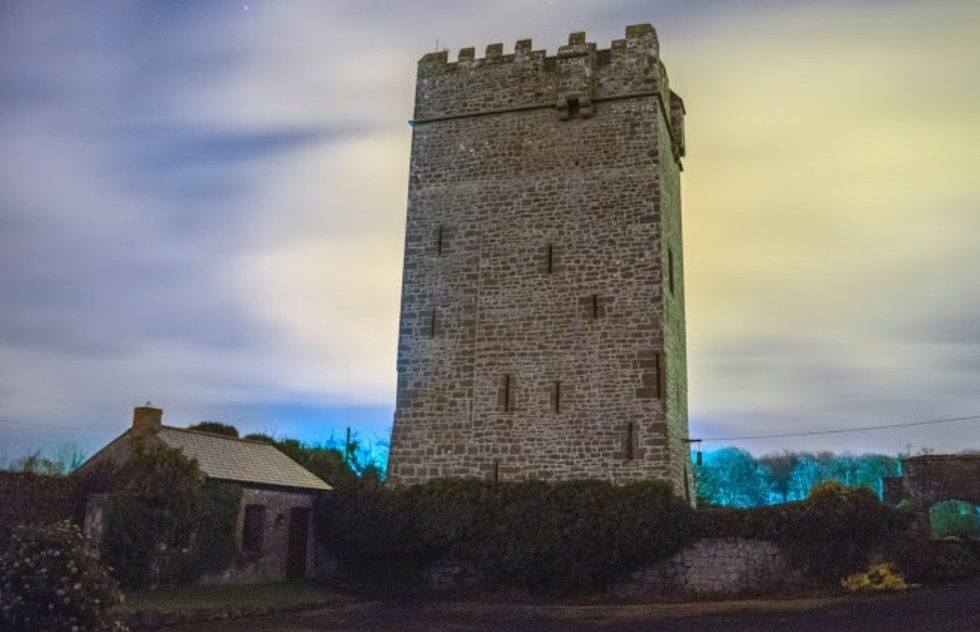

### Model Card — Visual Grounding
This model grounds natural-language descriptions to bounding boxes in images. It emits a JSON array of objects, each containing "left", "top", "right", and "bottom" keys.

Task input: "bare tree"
[{"left": 758, "top": 450, "right": 800, "bottom": 503}]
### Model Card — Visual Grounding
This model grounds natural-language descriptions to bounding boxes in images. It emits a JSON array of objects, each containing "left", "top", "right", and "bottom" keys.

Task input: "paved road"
[{"left": 170, "top": 579, "right": 980, "bottom": 632}]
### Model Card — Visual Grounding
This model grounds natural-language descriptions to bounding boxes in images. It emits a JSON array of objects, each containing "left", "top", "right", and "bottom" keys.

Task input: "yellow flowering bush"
[
  {"left": 0, "top": 520, "right": 126, "bottom": 631},
  {"left": 841, "top": 562, "right": 911, "bottom": 592}
]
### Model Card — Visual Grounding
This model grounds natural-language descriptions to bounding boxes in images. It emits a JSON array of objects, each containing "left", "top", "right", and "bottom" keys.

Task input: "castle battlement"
[
  {"left": 413, "top": 24, "right": 684, "bottom": 159},
  {"left": 419, "top": 24, "right": 659, "bottom": 67}
]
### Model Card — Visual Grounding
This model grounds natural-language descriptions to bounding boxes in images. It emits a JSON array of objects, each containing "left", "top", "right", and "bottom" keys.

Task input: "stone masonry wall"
[
  {"left": 423, "top": 539, "right": 803, "bottom": 596},
  {"left": 613, "top": 539, "right": 804, "bottom": 597},
  {"left": 898, "top": 455, "right": 980, "bottom": 510},
  {"left": 388, "top": 24, "right": 689, "bottom": 495},
  {"left": 201, "top": 487, "right": 317, "bottom": 584}
]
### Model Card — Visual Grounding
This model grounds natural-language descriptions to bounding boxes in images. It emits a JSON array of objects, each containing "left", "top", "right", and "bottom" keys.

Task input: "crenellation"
[
  {"left": 412, "top": 24, "right": 669, "bottom": 122},
  {"left": 485, "top": 42, "right": 504, "bottom": 59},
  {"left": 419, "top": 49, "right": 449, "bottom": 65}
]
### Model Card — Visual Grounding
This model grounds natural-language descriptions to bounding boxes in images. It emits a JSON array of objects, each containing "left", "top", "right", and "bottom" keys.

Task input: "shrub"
[
  {"left": 319, "top": 478, "right": 695, "bottom": 596},
  {"left": 783, "top": 481, "right": 912, "bottom": 582},
  {"left": 841, "top": 562, "right": 911, "bottom": 592},
  {"left": 101, "top": 443, "right": 203, "bottom": 589},
  {"left": 0, "top": 520, "right": 125, "bottom": 632},
  {"left": 194, "top": 483, "right": 242, "bottom": 576},
  {"left": 695, "top": 482, "right": 915, "bottom": 585},
  {"left": 100, "top": 444, "right": 242, "bottom": 589},
  {"left": 0, "top": 472, "right": 78, "bottom": 539},
  {"left": 928, "top": 500, "right": 980, "bottom": 539},
  {"left": 187, "top": 421, "right": 239, "bottom": 438},
  {"left": 896, "top": 540, "right": 980, "bottom": 584}
]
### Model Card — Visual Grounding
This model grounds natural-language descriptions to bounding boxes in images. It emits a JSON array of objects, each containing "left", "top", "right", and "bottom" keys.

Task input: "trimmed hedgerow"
[
  {"left": 697, "top": 481, "right": 915, "bottom": 583},
  {"left": 320, "top": 478, "right": 918, "bottom": 594},
  {"left": 318, "top": 478, "right": 696, "bottom": 595},
  {"left": 0, "top": 520, "right": 125, "bottom": 632},
  {"left": 787, "top": 482, "right": 913, "bottom": 581},
  {"left": 0, "top": 472, "right": 78, "bottom": 538}
]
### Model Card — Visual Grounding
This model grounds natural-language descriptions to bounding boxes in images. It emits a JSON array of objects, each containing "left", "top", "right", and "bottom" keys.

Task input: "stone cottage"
[{"left": 75, "top": 406, "right": 330, "bottom": 583}]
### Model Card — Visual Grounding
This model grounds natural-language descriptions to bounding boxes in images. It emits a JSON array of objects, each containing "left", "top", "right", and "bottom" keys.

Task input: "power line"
[
  {"left": 6, "top": 412, "right": 980, "bottom": 444},
  {"left": 0, "top": 418, "right": 120, "bottom": 434},
  {"left": 700, "top": 414, "right": 980, "bottom": 443}
]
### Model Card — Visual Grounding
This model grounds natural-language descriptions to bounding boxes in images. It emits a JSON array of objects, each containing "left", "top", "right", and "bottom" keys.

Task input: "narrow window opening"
[
  {"left": 657, "top": 353, "right": 666, "bottom": 400},
  {"left": 626, "top": 423, "right": 635, "bottom": 461},
  {"left": 554, "top": 381, "right": 562, "bottom": 414},
  {"left": 241, "top": 504, "right": 266, "bottom": 554},
  {"left": 684, "top": 465, "right": 692, "bottom": 503},
  {"left": 493, "top": 459, "right": 500, "bottom": 482},
  {"left": 429, "top": 308, "right": 437, "bottom": 337},
  {"left": 592, "top": 294, "right": 600, "bottom": 319},
  {"left": 546, "top": 244, "right": 554, "bottom": 274},
  {"left": 503, "top": 374, "right": 512, "bottom": 412},
  {"left": 436, "top": 225, "right": 444, "bottom": 256},
  {"left": 567, "top": 96, "right": 581, "bottom": 119}
]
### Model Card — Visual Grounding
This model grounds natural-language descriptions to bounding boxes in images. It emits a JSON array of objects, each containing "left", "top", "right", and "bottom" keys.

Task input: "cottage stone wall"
[
  {"left": 201, "top": 487, "right": 317, "bottom": 584},
  {"left": 388, "top": 24, "right": 690, "bottom": 495}
]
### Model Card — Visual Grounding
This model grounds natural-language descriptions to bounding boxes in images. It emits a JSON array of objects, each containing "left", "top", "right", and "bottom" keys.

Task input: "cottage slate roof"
[{"left": 155, "top": 427, "right": 330, "bottom": 491}]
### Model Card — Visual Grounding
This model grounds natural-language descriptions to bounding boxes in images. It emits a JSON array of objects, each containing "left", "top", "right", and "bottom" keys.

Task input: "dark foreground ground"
[{"left": 169, "top": 578, "right": 980, "bottom": 632}]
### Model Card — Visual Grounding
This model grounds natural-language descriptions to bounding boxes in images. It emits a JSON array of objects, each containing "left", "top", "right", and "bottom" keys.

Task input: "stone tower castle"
[{"left": 386, "top": 24, "right": 691, "bottom": 497}]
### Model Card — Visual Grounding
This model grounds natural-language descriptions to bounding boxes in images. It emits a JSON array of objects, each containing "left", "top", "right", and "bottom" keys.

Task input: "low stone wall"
[
  {"left": 420, "top": 538, "right": 805, "bottom": 597},
  {"left": 613, "top": 538, "right": 804, "bottom": 596}
]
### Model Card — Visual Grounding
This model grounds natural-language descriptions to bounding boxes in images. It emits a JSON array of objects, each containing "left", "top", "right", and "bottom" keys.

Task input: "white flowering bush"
[{"left": 0, "top": 520, "right": 126, "bottom": 632}]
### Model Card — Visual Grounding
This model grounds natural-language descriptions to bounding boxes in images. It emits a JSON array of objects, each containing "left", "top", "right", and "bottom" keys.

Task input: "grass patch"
[{"left": 116, "top": 581, "right": 337, "bottom": 614}]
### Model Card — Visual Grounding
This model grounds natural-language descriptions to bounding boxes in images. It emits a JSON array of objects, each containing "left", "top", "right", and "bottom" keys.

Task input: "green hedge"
[
  {"left": 318, "top": 478, "right": 696, "bottom": 595},
  {"left": 318, "top": 479, "right": 918, "bottom": 595},
  {"left": 698, "top": 482, "right": 915, "bottom": 581},
  {"left": 0, "top": 472, "right": 78, "bottom": 537}
]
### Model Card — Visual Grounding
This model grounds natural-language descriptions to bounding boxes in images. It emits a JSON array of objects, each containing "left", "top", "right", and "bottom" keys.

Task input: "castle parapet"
[{"left": 413, "top": 24, "right": 683, "bottom": 159}]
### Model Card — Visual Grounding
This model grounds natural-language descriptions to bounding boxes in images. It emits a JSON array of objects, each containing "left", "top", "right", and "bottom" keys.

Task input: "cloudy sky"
[{"left": 2, "top": 0, "right": 979, "bottom": 465}]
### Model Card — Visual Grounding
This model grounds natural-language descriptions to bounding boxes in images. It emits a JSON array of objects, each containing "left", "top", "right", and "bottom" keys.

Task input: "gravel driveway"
[{"left": 166, "top": 578, "right": 980, "bottom": 632}]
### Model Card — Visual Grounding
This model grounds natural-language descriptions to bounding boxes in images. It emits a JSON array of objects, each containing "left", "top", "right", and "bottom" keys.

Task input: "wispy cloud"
[{"left": 1, "top": 0, "right": 978, "bottom": 461}]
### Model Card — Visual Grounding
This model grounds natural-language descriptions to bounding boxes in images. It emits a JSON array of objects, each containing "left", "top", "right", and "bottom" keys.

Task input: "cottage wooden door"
[{"left": 286, "top": 507, "right": 311, "bottom": 579}]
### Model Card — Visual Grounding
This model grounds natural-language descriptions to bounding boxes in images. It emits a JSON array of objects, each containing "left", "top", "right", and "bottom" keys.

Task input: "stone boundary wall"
[
  {"left": 612, "top": 538, "right": 804, "bottom": 596},
  {"left": 895, "top": 455, "right": 980, "bottom": 510},
  {"left": 423, "top": 538, "right": 805, "bottom": 597}
]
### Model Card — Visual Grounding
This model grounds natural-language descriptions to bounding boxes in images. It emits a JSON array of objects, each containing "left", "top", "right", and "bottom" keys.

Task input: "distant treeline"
[{"left": 694, "top": 447, "right": 905, "bottom": 507}]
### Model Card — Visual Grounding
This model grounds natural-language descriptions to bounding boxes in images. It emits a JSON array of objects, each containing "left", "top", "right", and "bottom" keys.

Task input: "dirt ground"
[{"left": 168, "top": 578, "right": 980, "bottom": 632}]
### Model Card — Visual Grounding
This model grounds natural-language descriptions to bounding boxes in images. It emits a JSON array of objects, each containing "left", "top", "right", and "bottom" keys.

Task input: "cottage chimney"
[{"left": 132, "top": 405, "right": 162, "bottom": 434}]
